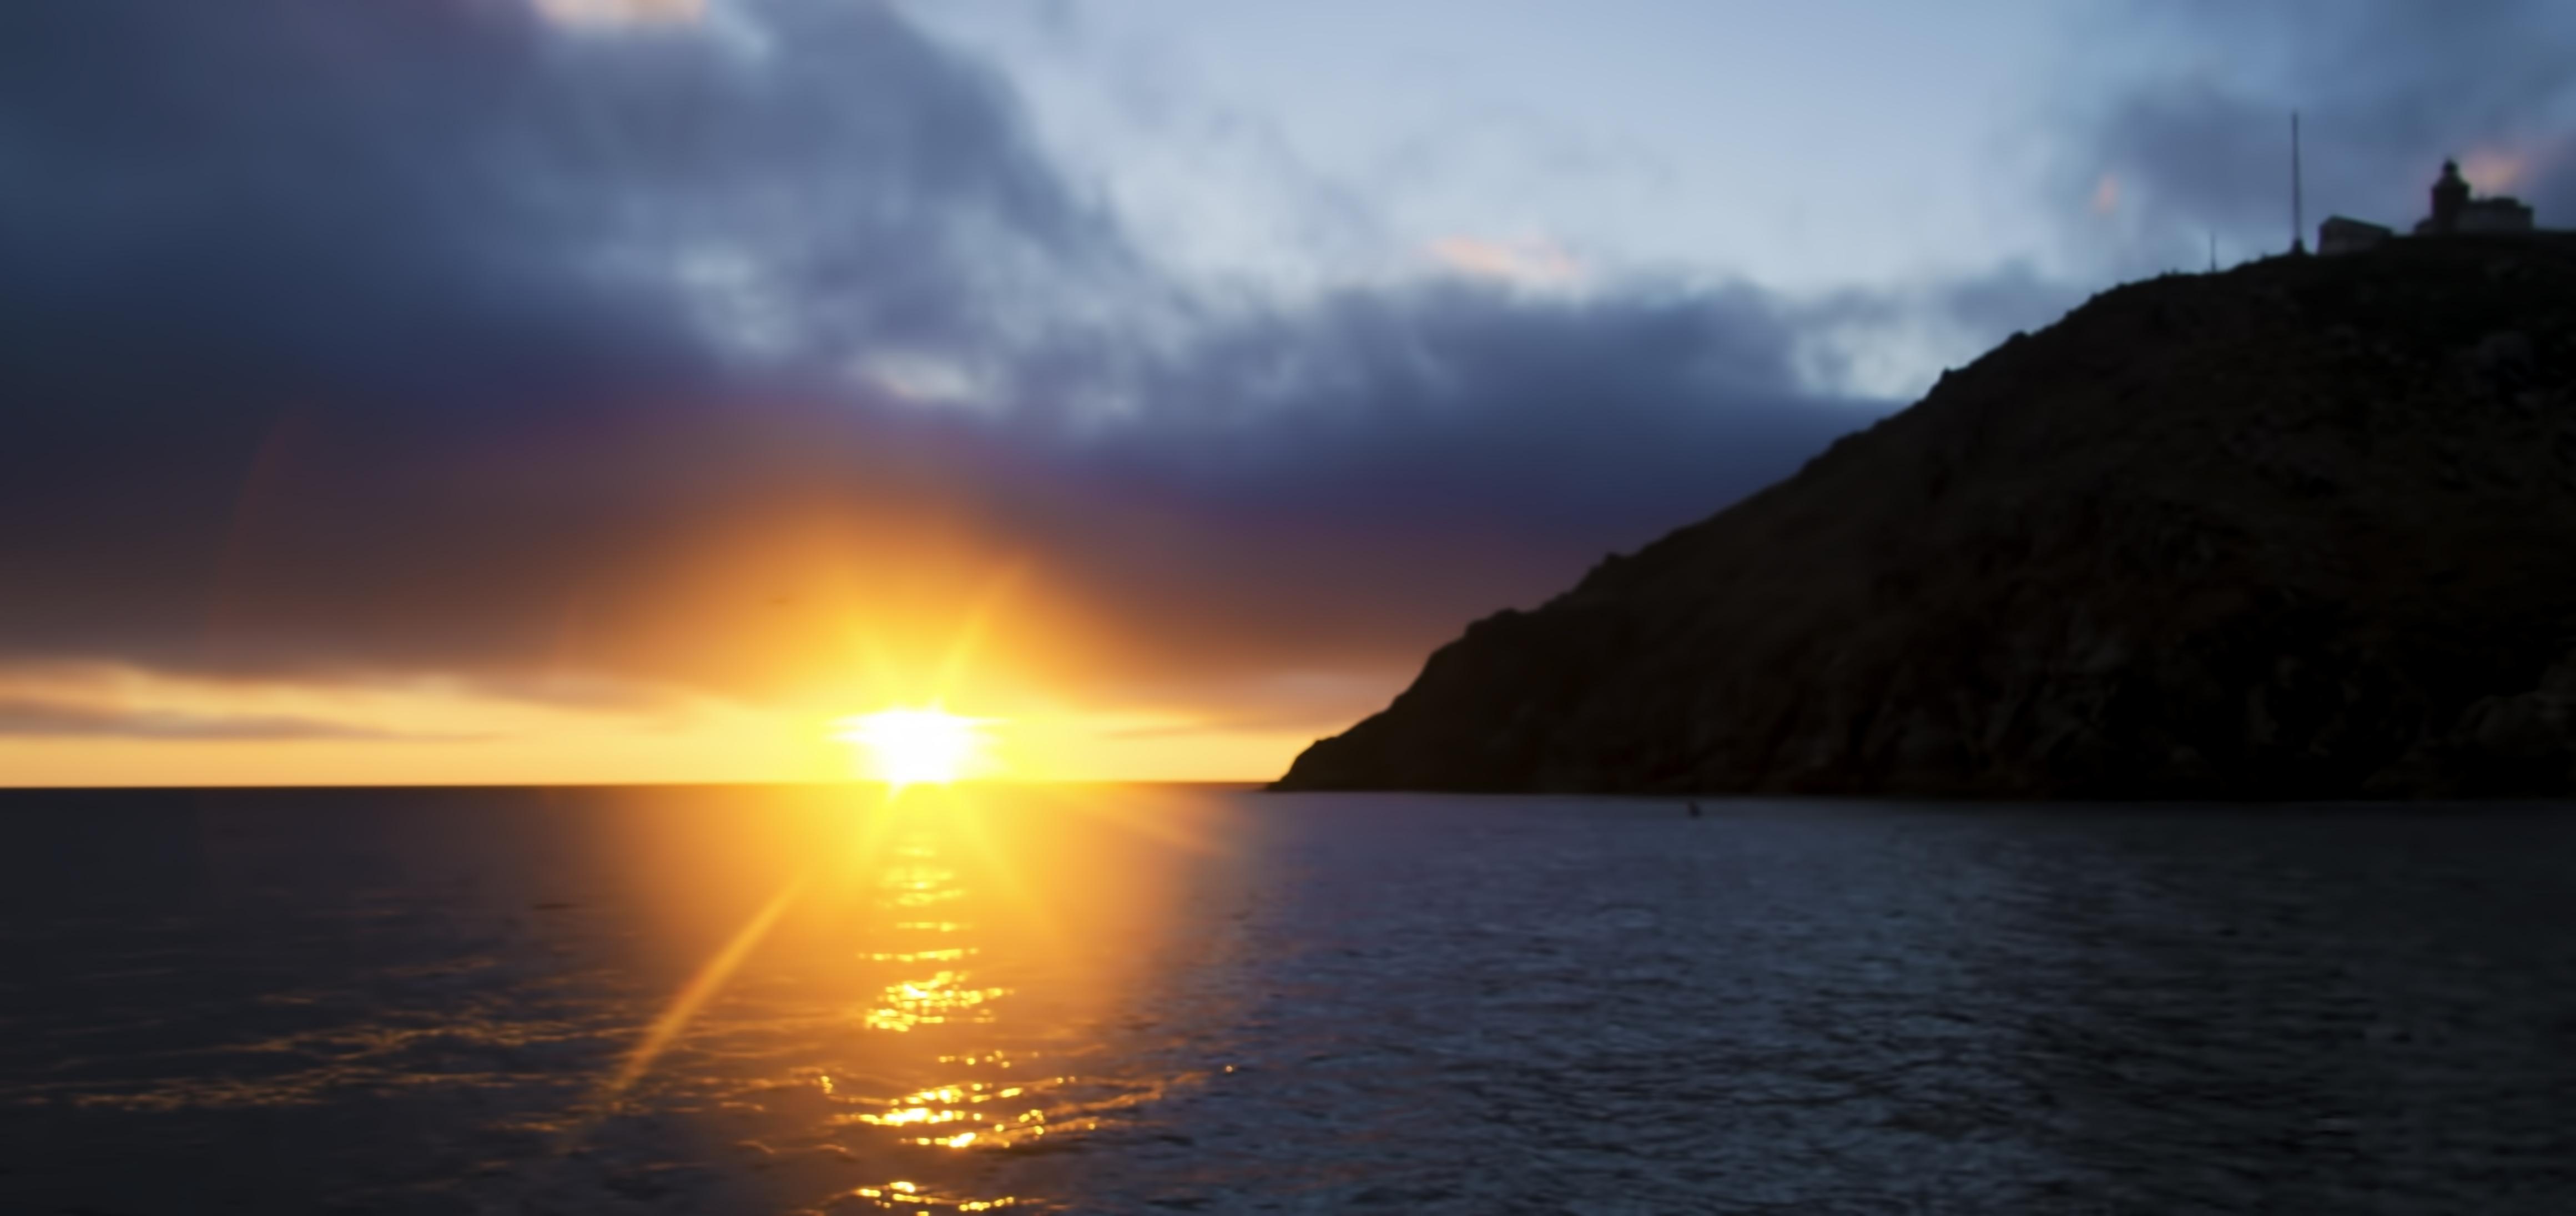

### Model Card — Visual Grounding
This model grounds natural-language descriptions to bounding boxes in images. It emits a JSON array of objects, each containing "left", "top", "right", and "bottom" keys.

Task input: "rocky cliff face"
[{"left": 1275, "top": 237, "right": 2576, "bottom": 798}]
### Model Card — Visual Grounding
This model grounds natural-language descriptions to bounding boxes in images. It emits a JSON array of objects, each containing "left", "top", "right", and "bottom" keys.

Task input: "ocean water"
[{"left": 1, "top": 787, "right": 2572, "bottom": 1215}]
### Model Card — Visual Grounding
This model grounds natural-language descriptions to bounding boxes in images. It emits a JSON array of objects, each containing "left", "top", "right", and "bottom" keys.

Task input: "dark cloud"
[
  {"left": 0, "top": 0, "right": 1927, "bottom": 717},
  {"left": 2069, "top": 0, "right": 2576, "bottom": 270},
  {"left": 0, "top": 699, "right": 480, "bottom": 743},
  {"left": 1101, "top": 282, "right": 1868, "bottom": 536},
  {"left": 0, "top": 0, "right": 1112, "bottom": 673},
  {"left": 1927, "top": 262, "right": 2093, "bottom": 351},
  {"left": 989, "top": 284, "right": 1884, "bottom": 691}
]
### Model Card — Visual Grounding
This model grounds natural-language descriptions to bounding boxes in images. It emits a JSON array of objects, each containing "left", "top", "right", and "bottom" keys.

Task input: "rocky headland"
[{"left": 1276, "top": 236, "right": 2576, "bottom": 798}]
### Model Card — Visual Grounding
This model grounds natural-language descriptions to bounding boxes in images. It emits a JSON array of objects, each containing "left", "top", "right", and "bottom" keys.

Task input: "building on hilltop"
[
  {"left": 2412, "top": 159, "right": 2534, "bottom": 235},
  {"left": 2318, "top": 215, "right": 2392, "bottom": 255},
  {"left": 2317, "top": 158, "right": 2539, "bottom": 255}
]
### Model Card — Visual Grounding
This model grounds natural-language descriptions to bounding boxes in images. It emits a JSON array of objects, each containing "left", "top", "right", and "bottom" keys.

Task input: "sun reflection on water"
[
  {"left": 563, "top": 783, "right": 1236, "bottom": 1212},
  {"left": 849, "top": 1179, "right": 1016, "bottom": 1210},
  {"left": 863, "top": 838, "right": 1011, "bottom": 1037},
  {"left": 830, "top": 809, "right": 1040, "bottom": 1208},
  {"left": 1, "top": 782, "right": 1244, "bottom": 1214}
]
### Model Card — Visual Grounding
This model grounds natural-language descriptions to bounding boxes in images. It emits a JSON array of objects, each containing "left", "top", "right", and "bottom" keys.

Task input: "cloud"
[
  {"left": 0, "top": 0, "right": 1109, "bottom": 667},
  {"left": 1425, "top": 236, "right": 1586, "bottom": 289},
  {"left": 0, "top": 0, "right": 2050, "bottom": 737},
  {"left": 2458, "top": 144, "right": 2544, "bottom": 194},
  {"left": 0, "top": 699, "right": 481, "bottom": 742},
  {"left": 534, "top": 0, "right": 707, "bottom": 28}
]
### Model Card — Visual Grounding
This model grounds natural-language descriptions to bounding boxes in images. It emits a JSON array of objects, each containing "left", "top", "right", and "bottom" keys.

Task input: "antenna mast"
[{"left": 2291, "top": 110, "right": 2306, "bottom": 254}]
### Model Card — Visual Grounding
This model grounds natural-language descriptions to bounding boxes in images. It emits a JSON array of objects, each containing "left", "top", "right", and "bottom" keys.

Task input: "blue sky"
[
  {"left": 966, "top": 5, "right": 2564, "bottom": 250},
  {"left": 890, "top": 0, "right": 2576, "bottom": 396},
  {"left": 909, "top": 1, "right": 2075, "bottom": 296}
]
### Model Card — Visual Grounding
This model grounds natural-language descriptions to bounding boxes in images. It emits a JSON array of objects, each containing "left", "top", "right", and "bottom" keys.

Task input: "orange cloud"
[
  {"left": 0, "top": 662, "right": 816, "bottom": 786},
  {"left": 1427, "top": 236, "right": 1585, "bottom": 288},
  {"left": 0, "top": 492, "right": 1383, "bottom": 787},
  {"left": 0, "top": 662, "right": 1343, "bottom": 787},
  {"left": 2459, "top": 147, "right": 2531, "bottom": 193},
  {"left": 532, "top": 0, "right": 705, "bottom": 28},
  {"left": 2090, "top": 172, "right": 2120, "bottom": 216}
]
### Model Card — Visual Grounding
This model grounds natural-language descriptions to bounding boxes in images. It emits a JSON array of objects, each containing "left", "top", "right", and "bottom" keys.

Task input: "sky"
[{"left": 5, "top": 0, "right": 2574, "bottom": 785}]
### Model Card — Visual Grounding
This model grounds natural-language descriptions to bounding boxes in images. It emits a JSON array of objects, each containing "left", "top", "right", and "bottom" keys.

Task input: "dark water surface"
[{"left": 2, "top": 787, "right": 2572, "bottom": 1214}]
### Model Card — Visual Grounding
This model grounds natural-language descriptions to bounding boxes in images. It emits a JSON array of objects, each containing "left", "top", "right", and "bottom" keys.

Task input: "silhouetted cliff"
[{"left": 1276, "top": 237, "right": 2576, "bottom": 798}]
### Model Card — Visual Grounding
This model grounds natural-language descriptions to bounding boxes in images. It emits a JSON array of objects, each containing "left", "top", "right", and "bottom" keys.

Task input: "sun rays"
[
  {"left": 589, "top": 573, "right": 1034, "bottom": 1113},
  {"left": 836, "top": 707, "right": 994, "bottom": 790},
  {"left": 579, "top": 565, "right": 1244, "bottom": 1134},
  {"left": 834, "top": 564, "right": 1022, "bottom": 791}
]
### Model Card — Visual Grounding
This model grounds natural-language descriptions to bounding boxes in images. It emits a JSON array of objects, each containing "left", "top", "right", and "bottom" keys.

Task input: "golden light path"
[
  {"left": 575, "top": 562, "right": 1241, "bottom": 1215},
  {"left": 572, "top": 771, "right": 1237, "bottom": 1210},
  {"left": 599, "top": 871, "right": 811, "bottom": 1103},
  {"left": 588, "top": 574, "right": 1030, "bottom": 1126}
]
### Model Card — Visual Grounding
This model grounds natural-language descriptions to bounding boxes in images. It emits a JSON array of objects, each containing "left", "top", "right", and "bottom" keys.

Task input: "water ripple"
[{"left": 1, "top": 790, "right": 2573, "bottom": 1213}]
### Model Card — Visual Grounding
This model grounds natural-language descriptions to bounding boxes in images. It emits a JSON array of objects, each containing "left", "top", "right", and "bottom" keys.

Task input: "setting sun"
[{"left": 836, "top": 708, "right": 995, "bottom": 788}]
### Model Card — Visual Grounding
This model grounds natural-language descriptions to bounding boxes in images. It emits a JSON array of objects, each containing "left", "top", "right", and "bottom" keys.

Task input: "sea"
[{"left": 1, "top": 786, "right": 2570, "bottom": 1214}]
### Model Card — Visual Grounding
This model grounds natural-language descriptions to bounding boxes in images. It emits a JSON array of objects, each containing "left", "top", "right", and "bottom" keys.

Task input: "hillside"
[{"left": 1274, "top": 237, "right": 2576, "bottom": 798}]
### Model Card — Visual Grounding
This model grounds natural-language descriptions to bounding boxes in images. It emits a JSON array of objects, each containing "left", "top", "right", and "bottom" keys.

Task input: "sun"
[{"left": 835, "top": 707, "right": 993, "bottom": 789}]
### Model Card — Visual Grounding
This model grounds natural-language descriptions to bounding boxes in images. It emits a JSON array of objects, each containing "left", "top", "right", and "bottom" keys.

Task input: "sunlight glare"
[{"left": 838, "top": 708, "right": 994, "bottom": 788}]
